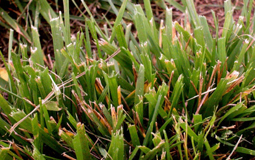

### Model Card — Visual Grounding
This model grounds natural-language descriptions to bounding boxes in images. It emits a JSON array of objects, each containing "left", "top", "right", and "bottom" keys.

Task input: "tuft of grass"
[{"left": 0, "top": 0, "right": 255, "bottom": 159}]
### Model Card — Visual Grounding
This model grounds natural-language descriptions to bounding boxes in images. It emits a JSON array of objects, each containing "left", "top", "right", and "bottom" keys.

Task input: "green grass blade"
[
  {"left": 109, "top": 0, "right": 128, "bottom": 43},
  {"left": 73, "top": 123, "right": 91, "bottom": 160}
]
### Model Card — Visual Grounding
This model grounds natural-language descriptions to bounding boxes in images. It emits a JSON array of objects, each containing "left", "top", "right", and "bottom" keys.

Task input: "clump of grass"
[{"left": 0, "top": 0, "right": 255, "bottom": 159}]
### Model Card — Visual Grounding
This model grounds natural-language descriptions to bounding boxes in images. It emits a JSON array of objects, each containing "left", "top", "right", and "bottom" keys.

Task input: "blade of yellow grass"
[{"left": 0, "top": 68, "right": 8, "bottom": 81}]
